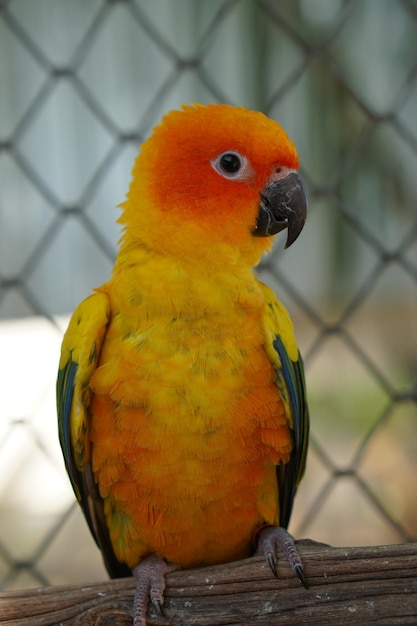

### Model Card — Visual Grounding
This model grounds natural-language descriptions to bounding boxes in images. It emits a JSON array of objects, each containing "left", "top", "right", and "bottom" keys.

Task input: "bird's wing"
[
  {"left": 259, "top": 281, "right": 310, "bottom": 529},
  {"left": 57, "top": 292, "right": 130, "bottom": 577}
]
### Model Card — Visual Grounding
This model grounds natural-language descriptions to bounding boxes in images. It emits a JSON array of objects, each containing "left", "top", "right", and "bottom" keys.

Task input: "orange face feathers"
[{"left": 120, "top": 104, "right": 302, "bottom": 262}]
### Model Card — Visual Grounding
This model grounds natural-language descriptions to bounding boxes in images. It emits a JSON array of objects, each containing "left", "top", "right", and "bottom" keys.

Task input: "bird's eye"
[
  {"left": 220, "top": 153, "right": 242, "bottom": 174},
  {"left": 211, "top": 151, "right": 249, "bottom": 180}
]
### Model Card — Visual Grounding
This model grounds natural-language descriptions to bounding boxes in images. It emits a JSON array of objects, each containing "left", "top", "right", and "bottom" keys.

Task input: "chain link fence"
[{"left": 0, "top": 0, "right": 416, "bottom": 591}]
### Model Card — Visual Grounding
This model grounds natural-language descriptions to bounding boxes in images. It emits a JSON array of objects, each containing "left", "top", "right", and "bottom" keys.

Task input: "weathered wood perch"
[{"left": 1, "top": 541, "right": 417, "bottom": 625}]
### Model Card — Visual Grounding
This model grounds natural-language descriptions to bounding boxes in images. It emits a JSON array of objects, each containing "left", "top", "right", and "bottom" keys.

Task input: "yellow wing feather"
[
  {"left": 58, "top": 291, "right": 110, "bottom": 470},
  {"left": 259, "top": 281, "right": 298, "bottom": 428},
  {"left": 259, "top": 280, "right": 309, "bottom": 526}
]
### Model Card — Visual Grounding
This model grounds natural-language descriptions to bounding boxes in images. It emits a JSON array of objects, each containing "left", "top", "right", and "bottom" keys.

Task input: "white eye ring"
[{"left": 210, "top": 151, "right": 251, "bottom": 180}]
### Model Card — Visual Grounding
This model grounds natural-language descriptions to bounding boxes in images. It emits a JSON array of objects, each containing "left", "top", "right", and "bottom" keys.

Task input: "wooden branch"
[{"left": 1, "top": 541, "right": 417, "bottom": 625}]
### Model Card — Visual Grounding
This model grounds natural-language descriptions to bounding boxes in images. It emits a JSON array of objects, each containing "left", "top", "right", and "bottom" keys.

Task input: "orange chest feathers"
[{"left": 88, "top": 292, "right": 293, "bottom": 568}]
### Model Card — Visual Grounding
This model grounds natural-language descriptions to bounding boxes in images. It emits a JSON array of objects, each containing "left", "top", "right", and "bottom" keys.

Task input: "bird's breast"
[{"left": 89, "top": 277, "right": 292, "bottom": 567}]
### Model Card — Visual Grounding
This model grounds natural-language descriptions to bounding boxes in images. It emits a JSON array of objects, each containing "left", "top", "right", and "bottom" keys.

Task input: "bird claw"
[
  {"left": 294, "top": 563, "right": 308, "bottom": 589},
  {"left": 256, "top": 525, "right": 308, "bottom": 589},
  {"left": 266, "top": 551, "right": 278, "bottom": 578},
  {"left": 151, "top": 597, "right": 164, "bottom": 617}
]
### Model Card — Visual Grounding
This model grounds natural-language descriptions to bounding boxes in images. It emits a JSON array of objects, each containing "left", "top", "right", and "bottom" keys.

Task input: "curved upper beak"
[{"left": 252, "top": 172, "right": 307, "bottom": 248}]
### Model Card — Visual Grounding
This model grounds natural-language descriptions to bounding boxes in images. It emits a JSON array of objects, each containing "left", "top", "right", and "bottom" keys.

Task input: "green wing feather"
[
  {"left": 259, "top": 282, "right": 310, "bottom": 529},
  {"left": 57, "top": 292, "right": 130, "bottom": 578}
]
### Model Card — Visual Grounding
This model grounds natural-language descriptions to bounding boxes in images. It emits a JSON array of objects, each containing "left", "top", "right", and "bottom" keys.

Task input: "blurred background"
[{"left": 0, "top": 0, "right": 416, "bottom": 591}]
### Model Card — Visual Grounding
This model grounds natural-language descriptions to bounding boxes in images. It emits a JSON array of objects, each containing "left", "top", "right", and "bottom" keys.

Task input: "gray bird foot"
[
  {"left": 255, "top": 525, "right": 308, "bottom": 589},
  {"left": 132, "top": 554, "right": 177, "bottom": 625}
]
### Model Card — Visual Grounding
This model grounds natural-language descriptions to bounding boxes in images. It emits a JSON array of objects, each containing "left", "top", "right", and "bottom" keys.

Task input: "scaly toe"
[
  {"left": 256, "top": 525, "right": 307, "bottom": 588},
  {"left": 132, "top": 554, "right": 177, "bottom": 626}
]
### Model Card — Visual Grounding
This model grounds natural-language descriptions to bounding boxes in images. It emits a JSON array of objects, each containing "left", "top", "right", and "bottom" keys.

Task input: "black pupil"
[{"left": 220, "top": 153, "right": 241, "bottom": 174}]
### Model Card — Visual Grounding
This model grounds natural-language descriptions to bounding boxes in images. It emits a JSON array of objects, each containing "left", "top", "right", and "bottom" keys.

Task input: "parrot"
[{"left": 57, "top": 103, "right": 309, "bottom": 626}]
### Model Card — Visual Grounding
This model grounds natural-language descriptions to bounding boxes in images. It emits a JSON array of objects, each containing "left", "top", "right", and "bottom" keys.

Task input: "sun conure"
[{"left": 57, "top": 103, "right": 309, "bottom": 626}]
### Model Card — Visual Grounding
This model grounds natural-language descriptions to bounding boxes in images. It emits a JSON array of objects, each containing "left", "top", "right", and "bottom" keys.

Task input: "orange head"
[{"left": 119, "top": 104, "right": 306, "bottom": 265}]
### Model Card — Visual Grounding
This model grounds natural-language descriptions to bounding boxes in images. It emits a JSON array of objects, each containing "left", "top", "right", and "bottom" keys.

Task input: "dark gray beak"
[{"left": 252, "top": 172, "right": 307, "bottom": 248}]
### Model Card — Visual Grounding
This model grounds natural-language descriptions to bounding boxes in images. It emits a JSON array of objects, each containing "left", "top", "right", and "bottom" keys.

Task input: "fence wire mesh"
[{"left": 0, "top": 0, "right": 416, "bottom": 591}]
